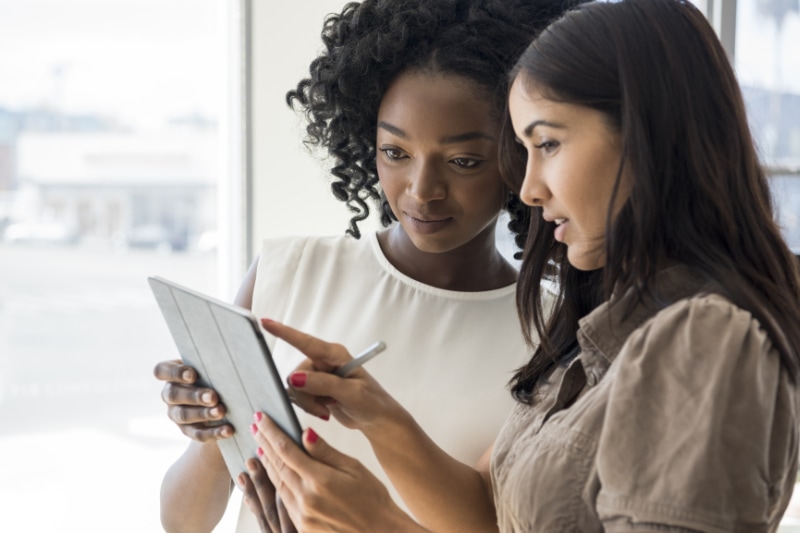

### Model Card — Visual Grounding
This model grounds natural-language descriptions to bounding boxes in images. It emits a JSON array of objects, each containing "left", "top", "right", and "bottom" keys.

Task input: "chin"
[
  {"left": 567, "top": 250, "right": 605, "bottom": 271},
  {"left": 411, "top": 240, "right": 455, "bottom": 255},
  {"left": 407, "top": 234, "right": 463, "bottom": 255}
]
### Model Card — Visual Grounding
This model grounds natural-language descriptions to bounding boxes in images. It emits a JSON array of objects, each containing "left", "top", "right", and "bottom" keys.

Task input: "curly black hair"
[{"left": 287, "top": 0, "right": 584, "bottom": 256}]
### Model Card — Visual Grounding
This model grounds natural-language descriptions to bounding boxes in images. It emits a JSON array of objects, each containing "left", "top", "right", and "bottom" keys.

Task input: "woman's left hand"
[
  {"left": 237, "top": 458, "right": 296, "bottom": 533},
  {"left": 251, "top": 413, "right": 428, "bottom": 533}
]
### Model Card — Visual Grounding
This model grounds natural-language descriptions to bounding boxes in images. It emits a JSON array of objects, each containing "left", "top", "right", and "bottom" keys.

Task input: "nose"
[
  {"left": 407, "top": 160, "right": 446, "bottom": 203},
  {"left": 519, "top": 159, "right": 548, "bottom": 207}
]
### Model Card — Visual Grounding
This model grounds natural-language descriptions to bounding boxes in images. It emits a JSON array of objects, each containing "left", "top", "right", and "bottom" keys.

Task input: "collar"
[{"left": 577, "top": 264, "right": 709, "bottom": 364}]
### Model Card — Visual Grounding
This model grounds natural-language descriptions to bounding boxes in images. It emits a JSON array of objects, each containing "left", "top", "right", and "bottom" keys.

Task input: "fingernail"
[
  {"left": 250, "top": 423, "right": 258, "bottom": 435},
  {"left": 201, "top": 391, "right": 213, "bottom": 404},
  {"left": 210, "top": 407, "right": 221, "bottom": 418},
  {"left": 182, "top": 369, "right": 194, "bottom": 382},
  {"left": 254, "top": 412, "right": 263, "bottom": 422},
  {"left": 306, "top": 428, "right": 319, "bottom": 444},
  {"left": 261, "top": 318, "right": 274, "bottom": 325},
  {"left": 320, "top": 413, "right": 330, "bottom": 421},
  {"left": 257, "top": 447, "right": 264, "bottom": 457},
  {"left": 221, "top": 426, "right": 232, "bottom": 438},
  {"left": 289, "top": 372, "right": 307, "bottom": 388}
]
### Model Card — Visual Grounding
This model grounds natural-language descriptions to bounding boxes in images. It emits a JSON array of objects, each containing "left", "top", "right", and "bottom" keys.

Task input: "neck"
[{"left": 376, "top": 224, "right": 517, "bottom": 291}]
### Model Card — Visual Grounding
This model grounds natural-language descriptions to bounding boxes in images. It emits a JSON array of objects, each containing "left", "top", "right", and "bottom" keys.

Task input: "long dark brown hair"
[{"left": 500, "top": 0, "right": 800, "bottom": 402}]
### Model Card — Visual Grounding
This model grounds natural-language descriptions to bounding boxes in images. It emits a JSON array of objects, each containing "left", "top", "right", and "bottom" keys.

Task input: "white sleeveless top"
[{"left": 236, "top": 232, "right": 529, "bottom": 531}]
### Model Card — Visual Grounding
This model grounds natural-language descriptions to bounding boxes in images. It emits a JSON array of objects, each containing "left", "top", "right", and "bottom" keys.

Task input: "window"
[
  {"left": 734, "top": 0, "right": 800, "bottom": 255},
  {"left": 0, "top": 1, "right": 235, "bottom": 530},
  {"left": 729, "top": 0, "right": 800, "bottom": 527}
]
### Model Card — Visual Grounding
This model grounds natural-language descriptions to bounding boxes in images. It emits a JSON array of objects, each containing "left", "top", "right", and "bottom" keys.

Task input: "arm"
[
  {"left": 261, "top": 319, "right": 499, "bottom": 533},
  {"left": 360, "top": 401, "right": 497, "bottom": 532},
  {"left": 596, "top": 296, "right": 792, "bottom": 530},
  {"left": 160, "top": 441, "right": 234, "bottom": 533},
  {"left": 157, "top": 260, "right": 261, "bottom": 533}
]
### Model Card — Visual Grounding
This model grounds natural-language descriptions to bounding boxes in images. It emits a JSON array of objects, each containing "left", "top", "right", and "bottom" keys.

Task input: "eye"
[
  {"left": 533, "top": 140, "right": 559, "bottom": 154},
  {"left": 451, "top": 157, "right": 482, "bottom": 169},
  {"left": 379, "top": 147, "right": 406, "bottom": 161}
]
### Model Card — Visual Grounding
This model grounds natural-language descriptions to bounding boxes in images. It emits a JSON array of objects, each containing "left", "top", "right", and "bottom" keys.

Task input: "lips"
[
  {"left": 406, "top": 213, "right": 450, "bottom": 223},
  {"left": 553, "top": 218, "right": 568, "bottom": 242},
  {"left": 402, "top": 211, "right": 453, "bottom": 234},
  {"left": 542, "top": 213, "right": 568, "bottom": 225}
]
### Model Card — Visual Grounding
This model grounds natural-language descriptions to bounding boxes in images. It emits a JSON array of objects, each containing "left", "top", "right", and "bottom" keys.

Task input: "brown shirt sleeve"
[{"left": 595, "top": 295, "right": 798, "bottom": 532}]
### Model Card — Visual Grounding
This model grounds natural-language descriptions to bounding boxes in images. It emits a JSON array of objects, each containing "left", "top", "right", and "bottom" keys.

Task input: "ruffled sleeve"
[{"left": 596, "top": 294, "right": 798, "bottom": 532}]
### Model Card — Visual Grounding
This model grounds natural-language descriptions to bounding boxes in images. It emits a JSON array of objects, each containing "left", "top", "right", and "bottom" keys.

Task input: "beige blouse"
[{"left": 491, "top": 267, "right": 799, "bottom": 532}]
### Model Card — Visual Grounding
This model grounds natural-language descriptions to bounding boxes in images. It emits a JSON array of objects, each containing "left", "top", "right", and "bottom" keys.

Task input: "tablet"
[{"left": 148, "top": 275, "right": 304, "bottom": 478}]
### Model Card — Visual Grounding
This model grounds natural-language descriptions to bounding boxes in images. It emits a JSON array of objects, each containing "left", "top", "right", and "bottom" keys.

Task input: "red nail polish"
[
  {"left": 257, "top": 447, "right": 264, "bottom": 457},
  {"left": 250, "top": 423, "right": 258, "bottom": 434},
  {"left": 254, "top": 412, "right": 263, "bottom": 422},
  {"left": 289, "top": 372, "right": 307, "bottom": 387},
  {"left": 306, "top": 428, "right": 319, "bottom": 444},
  {"left": 320, "top": 413, "right": 330, "bottom": 421}
]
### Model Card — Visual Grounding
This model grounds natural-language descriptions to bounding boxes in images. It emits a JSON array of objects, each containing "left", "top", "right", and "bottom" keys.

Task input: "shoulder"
[
  {"left": 610, "top": 293, "right": 787, "bottom": 419},
  {"left": 599, "top": 293, "right": 799, "bottom": 529},
  {"left": 257, "top": 233, "right": 369, "bottom": 260},
  {"left": 254, "top": 233, "right": 379, "bottom": 287},
  {"left": 624, "top": 293, "right": 775, "bottom": 373},
  {"left": 251, "top": 233, "right": 377, "bottom": 316},
  {"left": 646, "top": 292, "right": 759, "bottom": 333}
]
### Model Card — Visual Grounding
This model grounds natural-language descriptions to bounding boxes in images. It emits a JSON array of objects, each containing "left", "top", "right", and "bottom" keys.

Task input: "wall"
[{"left": 249, "top": 0, "right": 375, "bottom": 260}]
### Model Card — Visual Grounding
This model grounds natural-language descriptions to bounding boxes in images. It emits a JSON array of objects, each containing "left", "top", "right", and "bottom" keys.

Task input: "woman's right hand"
[
  {"left": 153, "top": 359, "right": 233, "bottom": 441},
  {"left": 261, "top": 319, "right": 406, "bottom": 434},
  {"left": 253, "top": 415, "right": 427, "bottom": 533}
]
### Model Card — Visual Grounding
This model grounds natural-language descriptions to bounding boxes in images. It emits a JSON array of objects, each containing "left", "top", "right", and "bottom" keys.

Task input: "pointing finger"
[{"left": 260, "top": 319, "right": 351, "bottom": 370}]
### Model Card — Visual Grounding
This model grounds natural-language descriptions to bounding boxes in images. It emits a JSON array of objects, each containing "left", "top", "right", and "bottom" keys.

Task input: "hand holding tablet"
[
  {"left": 149, "top": 276, "right": 387, "bottom": 478},
  {"left": 148, "top": 276, "right": 304, "bottom": 477}
]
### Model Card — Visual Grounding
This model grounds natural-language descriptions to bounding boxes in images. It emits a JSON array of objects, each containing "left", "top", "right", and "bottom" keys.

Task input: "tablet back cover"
[{"left": 148, "top": 276, "right": 303, "bottom": 477}]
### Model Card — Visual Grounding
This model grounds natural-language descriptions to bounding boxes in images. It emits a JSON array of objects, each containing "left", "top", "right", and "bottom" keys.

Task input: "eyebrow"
[
  {"left": 523, "top": 119, "right": 566, "bottom": 138},
  {"left": 377, "top": 121, "right": 495, "bottom": 144}
]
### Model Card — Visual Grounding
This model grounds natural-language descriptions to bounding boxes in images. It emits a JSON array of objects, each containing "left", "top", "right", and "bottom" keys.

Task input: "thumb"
[{"left": 303, "top": 428, "right": 357, "bottom": 472}]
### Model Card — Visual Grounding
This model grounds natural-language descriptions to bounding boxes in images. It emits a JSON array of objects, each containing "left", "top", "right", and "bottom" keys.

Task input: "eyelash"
[
  {"left": 379, "top": 148, "right": 406, "bottom": 161},
  {"left": 451, "top": 157, "right": 482, "bottom": 169},
  {"left": 533, "top": 140, "right": 559, "bottom": 153},
  {"left": 379, "top": 148, "right": 483, "bottom": 169}
]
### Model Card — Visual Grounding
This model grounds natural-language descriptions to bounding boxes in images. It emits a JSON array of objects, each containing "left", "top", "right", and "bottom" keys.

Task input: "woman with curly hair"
[{"left": 153, "top": 0, "right": 582, "bottom": 531}]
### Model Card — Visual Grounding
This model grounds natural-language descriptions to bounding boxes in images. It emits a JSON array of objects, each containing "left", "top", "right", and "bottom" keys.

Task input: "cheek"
[
  {"left": 463, "top": 174, "right": 507, "bottom": 213},
  {"left": 376, "top": 164, "right": 401, "bottom": 202},
  {"left": 571, "top": 186, "right": 610, "bottom": 232},
  {"left": 479, "top": 167, "right": 507, "bottom": 199}
]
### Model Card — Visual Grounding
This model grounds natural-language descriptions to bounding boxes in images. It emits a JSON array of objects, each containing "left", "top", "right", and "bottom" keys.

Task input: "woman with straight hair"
[{"left": 249, "top": 0, "right": 800, "bottom": 531}]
